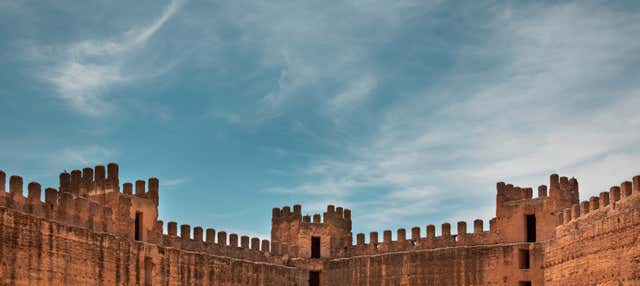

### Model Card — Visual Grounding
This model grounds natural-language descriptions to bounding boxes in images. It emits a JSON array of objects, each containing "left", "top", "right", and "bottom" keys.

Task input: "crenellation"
[
  {"left": 383, "top": 230, "right": 392, "bottom": 243},
  {"left": 27, "top": 182, "right": 41, "bottom": 202},
  {"left": 193, "top": 226, "right": 203, "bottom": 242},
  {"left": 411, "top": 227, "right": 421, "bottom": 241},
  {"left": 621, "top": 181, "right": 632, "bottom": 198},
  {"left": 397, "top": 228, "right": 406, "bottom": 241},
  {"left": 168, "top": 221, "right": 178, "bottom": 236},
  {"left": 610, "top": 186, "right": 621, "bottom": 202},
  {"left": 218, "top": 231, "right": 227, "bottom": 246},
  {"left": 356, "top": 233, "right": 365, "bottom": 245},
  {"left": 589, "top": 196, "right": 599, "bottom": 211},
  {"left": 457, "top": 221, "right": 467, "bottom": 237},
  {"left": 0, "top": 170, "right": 5, "bottom": 194},
  {"left": 9, "top": 175, "right": 23, "bottom": 198},
  {"left": 135, "top": 180, "right": 146, "bottom": 196},
  {"left": 229, "top": 233, "right": 238, "bottom": 247},
  {"left": 81, "top": 167, "right": 93, "bottom": 185},
  {"left": 107, "top": 163, "right": 118, "bottom": 181},
  {"left": 427, "top": 224, "right": 435, "bottom": 239},
  {"left": 70, "top": 170, "right": 81, "bottom": 195},
  {"left": 293, "top": 204, "right": 301, "bottom": 215},
  {"left": 633, "top": 175, "right": 640, "bottom": 194},
  {"left": 580, "top": 201, "right": 589, "bottom": 215},
  {"left": 123, "top": 182, "right": 133, "bottom": 195},
  {"left": 180, "top": 224, "right": 191, "bottom": 240},
  {"left": 538, "top": 185, "right": 548, "bottom": 197},
  {"left": 4, "top": 163, "right": 640, "bottom": 285},
  {"left": 241, "top": 235, "right": 250, "bottom": 248},
  {"left": 251, "top": 237, "right": 260, "bottom": 251},
  {"left": 59, "top": 172, "right": 70, "bottom": 193},
  {"left": 441, "top": 223, "right": 451, "bottom": 237},
  {"left": 599, "top": 191, "right": 610, "bottom": 207},
  {"left": 474, "top": 219, "right": 483, "bottom": 234},
  {"left": 206, "top": 228, "right": 215, "bottom": 243},
  {"left": 148, "top": 177, "right": 159, "bottom": 204},
  {"left": 94, "top": 165, "right": 106, "bottom": 184}
]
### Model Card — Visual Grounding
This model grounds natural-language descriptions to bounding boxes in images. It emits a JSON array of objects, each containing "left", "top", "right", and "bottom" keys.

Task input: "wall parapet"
[
  {"left": 347, "top": 218, "right": 499, "bottom": 256},
  {"left": 555, "top": 175, "right": 640, "bottom": 235}
]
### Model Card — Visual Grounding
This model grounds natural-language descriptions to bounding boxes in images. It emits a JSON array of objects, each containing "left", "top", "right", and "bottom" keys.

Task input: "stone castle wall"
[
  {"left": 325, "top": 243, "right": 543, "bottom": 285},
  {"left": 542, "top": 179, "right": 640, "bottom": 286},
  {"left": 0, "top": 208, "right": 306, "bottom": 285},
  {"left": 0, "top": 163, "right": 639, "bottom": 285}
]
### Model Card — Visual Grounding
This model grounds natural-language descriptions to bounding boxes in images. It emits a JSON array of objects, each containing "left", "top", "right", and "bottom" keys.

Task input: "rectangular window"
[
  {"left": 526, "top": 215, "right": 536, "bottom": 242},
  {"left": 309, "top": 271, "right": 320, "bottom": 286},
  {"left": 311, "top": 236, "right": 321, "bottom": 258},
  {"left": 135, "top": 212, "right": 143, "bottom": 241},
  {"left": 519, "top": 249, "right": 530, "bottom": 269},
  {"left": 519, "top": 281, "right": 532, "bottom": 286}
]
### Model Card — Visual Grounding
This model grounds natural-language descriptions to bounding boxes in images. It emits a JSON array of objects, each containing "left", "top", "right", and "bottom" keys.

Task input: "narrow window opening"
[
  {"left": 519, "top": 281, "right": 532, "bottom": 286},
  {"left": 311, "top": 236, "right": 321, "bottom": 258},
  {"left": 135, "top": 212, "right": 143, "bottom": 241},
  {"left": 309, "top": 271, "right": 320, "bottom": 286},
  {"left": 525, "top": 215, "right": 536, "bottom": 242},
  {"left": 144, "top": 257, "right": 153, "bottom": 286},
  {"left": 519, "top": 249, "right": 531, "bottom": 269}
]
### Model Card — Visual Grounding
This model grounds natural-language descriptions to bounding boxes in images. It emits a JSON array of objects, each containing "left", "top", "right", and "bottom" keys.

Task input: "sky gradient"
[{"left": 1, "top": 0, "right": 639, "bottom": 239}]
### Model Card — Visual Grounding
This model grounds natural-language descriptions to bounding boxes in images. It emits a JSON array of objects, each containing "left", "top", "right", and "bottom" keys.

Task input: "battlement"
[
  {"left": 556, "top": 175, "right": 639, "bottom": 228},
  {"left": 348, "top": 217, "right": 497, "bottom": 256},
  {"left": 271, "top": 204, "right": 352, "bottom": 259},
  {"left": 155, "top": 221, "right": 290, "bottom": 262},
  {"left": 3, "top": 162, "right": 640, "bottom": 286},
  {"left": 0, "top": 170, "right": 115, "bottom": 233}
]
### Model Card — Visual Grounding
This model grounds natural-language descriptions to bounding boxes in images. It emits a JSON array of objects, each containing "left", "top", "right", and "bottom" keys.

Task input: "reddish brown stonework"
[{"left": 0, "top": 164, "right": 639, "bottom": 285}]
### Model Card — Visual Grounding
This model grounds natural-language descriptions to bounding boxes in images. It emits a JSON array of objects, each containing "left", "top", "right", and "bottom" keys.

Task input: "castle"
[{"left": 1, "top": 163, "right": 639, "bottom": 285}]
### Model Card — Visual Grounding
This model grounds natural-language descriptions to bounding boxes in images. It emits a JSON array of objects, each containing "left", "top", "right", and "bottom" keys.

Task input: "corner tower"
[{"left": 271, "top": 204, "right": 352, "bottom": 259}]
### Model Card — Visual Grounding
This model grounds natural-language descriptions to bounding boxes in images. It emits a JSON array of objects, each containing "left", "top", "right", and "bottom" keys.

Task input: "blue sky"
[{"left": 1, "top": 0, "right": 639, "bottom": 239}]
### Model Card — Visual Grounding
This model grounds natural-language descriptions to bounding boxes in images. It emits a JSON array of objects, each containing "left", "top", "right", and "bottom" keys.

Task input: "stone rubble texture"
[{"left": 0, "top": 163, "right": 639, "bottom": 285}]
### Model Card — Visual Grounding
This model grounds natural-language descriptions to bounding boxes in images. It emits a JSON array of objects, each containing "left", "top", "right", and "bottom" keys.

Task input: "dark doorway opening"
[
  {"left": 309, "top": 271, "right": 320, "bottom": 286},
  {"left": 519, "top": 249, "right": 530, "bottom": 269},
  {"left": 519, "top": 281, "right": 532, "bottom": 286},
  {"left": 525, "top": 215, "right": 536, "bottom": 242},
  {"left": 311, "top": 236, "right": 321, "bottom": 258},
  {"left": 135, "top": 212, "right": 143, "bottom": 241}
]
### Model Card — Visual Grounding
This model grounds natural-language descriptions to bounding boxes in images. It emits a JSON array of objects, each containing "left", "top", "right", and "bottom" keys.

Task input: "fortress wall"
[
  {"left": 325, "top": 242, "right": 543, "bottom": 286},
  {"left": 0, "top": 207, "right": 306, "bottom": 286},
  {"left": 349, "top": 219, "right": 499, "bottom": 257},
  {"left": 542, "top": 177, "right": 640, "bottom": 286}
]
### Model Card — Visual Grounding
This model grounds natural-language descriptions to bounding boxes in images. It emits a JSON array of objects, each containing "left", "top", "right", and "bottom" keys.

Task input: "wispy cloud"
[
  {"left": 44, "top": 0, "right": 183, "bottom": 116},
  {"left": 49, "top": 145, "right": 115, "bottom": 167},
  {"left": 266, "top": 2, "right": 640, "bottom": 230}
]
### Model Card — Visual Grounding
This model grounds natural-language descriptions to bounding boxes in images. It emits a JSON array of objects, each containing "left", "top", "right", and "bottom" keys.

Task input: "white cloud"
[
  {"left": 267, "top": 2, "right": 640, "bottom": 231},
  {"left": 44, "top": 0, "right": 183, "bottom": 116},
  {"left": 49, "top": 145, "right": 115, "bottom": 167}
]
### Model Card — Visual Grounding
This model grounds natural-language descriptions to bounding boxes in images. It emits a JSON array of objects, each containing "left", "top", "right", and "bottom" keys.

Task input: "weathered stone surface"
[{"left": 1, "top": 163, "right": 639, "bottom": 285}]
